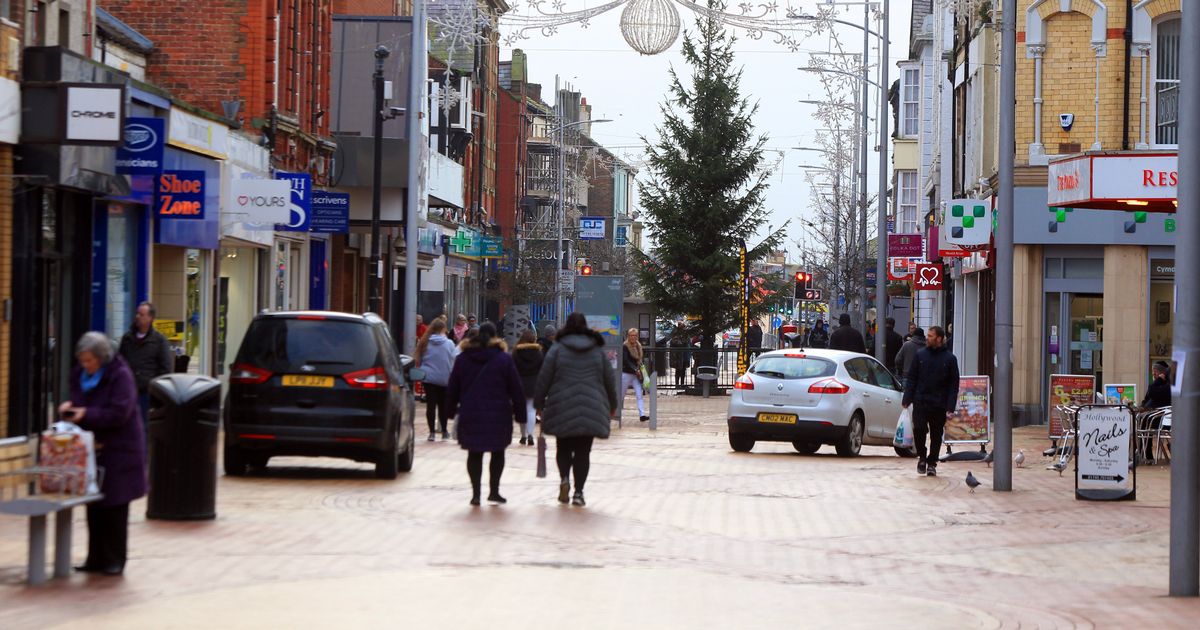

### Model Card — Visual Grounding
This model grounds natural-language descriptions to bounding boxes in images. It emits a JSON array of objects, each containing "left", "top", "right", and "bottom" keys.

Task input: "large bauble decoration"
[{"left": 619, "top": 0, "right": 682, "bottom": 56}]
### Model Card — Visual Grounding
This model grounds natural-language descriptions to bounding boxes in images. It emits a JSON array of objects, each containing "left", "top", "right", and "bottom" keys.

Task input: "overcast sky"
[{"left": 498, "top": 0, "right": 913, "bottom": 262}]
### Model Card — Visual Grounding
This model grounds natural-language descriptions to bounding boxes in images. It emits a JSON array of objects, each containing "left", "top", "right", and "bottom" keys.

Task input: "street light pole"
[
  {"left": 874, "top": 0, "right": 890, "bottom": 364},
  {"left": 555, "top": 76, "right": 566, "bottom": 327},
  {"left": 994, "top": 0, "right": 1017, "bottom": 492},
  {"left": 858, "top": 3, "right": 870, "bottom": 336},
  {"left": 402, "top": 1, "right": 427, "bottom": 356},
  {"left": 369, "top": 45, "right": 390, "bottom": 316},
  {"left": 1169, "top": 0, "right": 1200, "bottom": 597}
]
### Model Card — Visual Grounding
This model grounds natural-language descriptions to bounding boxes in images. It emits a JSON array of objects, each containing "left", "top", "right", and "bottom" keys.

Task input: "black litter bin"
[{"left": 147, "top": 374, "right": 221, "bottom": 520}]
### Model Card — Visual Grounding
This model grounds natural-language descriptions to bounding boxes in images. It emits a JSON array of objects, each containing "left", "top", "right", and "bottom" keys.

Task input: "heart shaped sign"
[
  {"left": 237, "top": 195, "right": 249, "bottom": 206},
  {"left": 919, "top": 266, "right": 938, "bottom": 284},
  {"left": 915, "top": 263, "right": 943, "bottom": 290}
]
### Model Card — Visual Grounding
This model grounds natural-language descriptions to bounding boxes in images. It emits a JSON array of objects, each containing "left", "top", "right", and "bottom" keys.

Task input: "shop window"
[
  {"left": 1063, "top": 258, "right": 1102, "bottom": 279},
  {"left": 104, "top": 205, "right": 139, "bottom": 340},
  {"left": 1154, "top": 18, "right": 1181, "bottom": 146},
  {"left": 615, "top": 225, "right": 628, "bottom": 247},
  {"left": 1045, "top": 257, "right": 1063, "bottom": 279}
]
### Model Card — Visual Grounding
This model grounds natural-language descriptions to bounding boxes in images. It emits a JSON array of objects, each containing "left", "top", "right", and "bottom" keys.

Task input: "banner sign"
[
  {"left": 579, "top": 217, "right": 606, "bottom": 240},
  {"left": 1103, "top": 384, "right": 1137, "bottom": 407},
  {"left": 913, "top": 263, "right": 944, "bottom": 290},
  {"left": 1075, "top": 405, "right": 1136, "bottom": 501},
  {"left": 275, "top": 172, "right": 312, "bottom": 232},
  {"left": 887, "top": 256, "right": 921, "bottom": 281},
  {"left": 229, "top": 178, "right": 290, "bottom": 224},
  {"left": 737, "top": 240, "right": 750, "bottom": 377},
  {"left": 310, "top": 190, "right": 350, "bottom": 233},
  {"left": 1048, "top": 374, "right": 1097, "bottom": 439},
  {"left": 480, "top": 236, "right": 504, "bottom": 258},
  {"left": 65, "top": 85, "right": 124, "bottom": 144},
  {"left": 888, "top": 234, "right": 923, "bottom": 257},
  {"left": 945, "top": 376, "right": 990, "bottom": 443},
  {"left": 155, "top": 171, "right": 206, "bottom": 220},
  {"left": 115, "top": 117, "right": 165, "bottom": 175}
]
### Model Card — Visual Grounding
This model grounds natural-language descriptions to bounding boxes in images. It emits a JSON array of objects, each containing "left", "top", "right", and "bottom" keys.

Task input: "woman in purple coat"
[
  {"left": 57, "top": 331, "right": 147, "bottom": 576},
  {"left": 445, "top": 322, "right": 525, "bottom": 506}
]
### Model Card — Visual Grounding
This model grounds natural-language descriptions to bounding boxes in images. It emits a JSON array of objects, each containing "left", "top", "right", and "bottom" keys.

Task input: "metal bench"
[{"left": 0, "top": 436, "right": 103, "bottom": 585}]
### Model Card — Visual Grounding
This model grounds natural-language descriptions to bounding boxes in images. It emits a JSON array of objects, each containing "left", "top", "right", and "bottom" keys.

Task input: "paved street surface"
[{"left": 2, "top": 394, "right": 1198, "bottom": 629}]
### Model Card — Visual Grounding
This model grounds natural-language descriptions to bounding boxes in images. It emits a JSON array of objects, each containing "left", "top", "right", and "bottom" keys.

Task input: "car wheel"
[
  {"left": 729, "top": 434, "right": 755, "bottom": 453},
  {"left": 836, "top": 413, "right": 864, "bottom": 457},
  {"left": 893, "top": 446, "right": 918, "bottom": 458},
  {"left": 224, "top": 445, "right": 248, "bottom": 477},
  {"left": 793, "top": 440, "right": 822, "bottom": 454},
  {"left": 397, "top": 427, "right": 415, "bottom": 473}
]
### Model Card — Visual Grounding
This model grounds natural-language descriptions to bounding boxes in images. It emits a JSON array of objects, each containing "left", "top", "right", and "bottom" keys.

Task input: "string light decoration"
[{"left": 620, "top": 0, "right": 682, "bottom": 55}]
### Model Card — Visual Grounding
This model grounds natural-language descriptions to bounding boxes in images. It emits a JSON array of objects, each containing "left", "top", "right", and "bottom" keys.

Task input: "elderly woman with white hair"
[{"left": 57, "top": 331, "right": 147, "bottom": 577}]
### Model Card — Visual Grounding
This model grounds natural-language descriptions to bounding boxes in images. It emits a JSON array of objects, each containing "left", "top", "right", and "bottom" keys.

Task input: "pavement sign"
[{"left": 1075, "top": 404, "right": 1136, "bottom": 501}]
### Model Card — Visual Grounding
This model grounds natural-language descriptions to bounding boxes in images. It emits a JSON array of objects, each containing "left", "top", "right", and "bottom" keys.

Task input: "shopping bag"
[
  {"left": 640, "top": 365, "right": 651, "bottom": 390},
  {"left": 536, "top": 434, "right": 547, "bottom": 478},
  {"left": 893, "top": 407, "right": 915, "bottom": 450},
  {"left": 38, "top": 421, "right": 99, "bottom": 495}
]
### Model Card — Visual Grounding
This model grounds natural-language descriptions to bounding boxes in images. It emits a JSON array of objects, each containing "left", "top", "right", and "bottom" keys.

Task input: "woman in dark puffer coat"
[
  {"left": 446, "top": 323, "right": 526, "bottom": 506},
  {"left": 511, "top": 330, "right": 544, "bottom": 446},
  {"left": 534, "top": 312, "right": 619, "bottom": 507}
]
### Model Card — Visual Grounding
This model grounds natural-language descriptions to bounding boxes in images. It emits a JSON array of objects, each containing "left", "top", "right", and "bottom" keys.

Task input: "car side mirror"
[{"left": 408, "top": 367, "right": 426, "bottom": 383}]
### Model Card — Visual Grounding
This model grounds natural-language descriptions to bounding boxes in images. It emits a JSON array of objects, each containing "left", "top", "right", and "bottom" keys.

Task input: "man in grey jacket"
[
  {"left": 894, "top": 326, "right": 926, "bottom": 385},
  {"left": 118, "top": 302, "right": 174, "bottom": 428}
]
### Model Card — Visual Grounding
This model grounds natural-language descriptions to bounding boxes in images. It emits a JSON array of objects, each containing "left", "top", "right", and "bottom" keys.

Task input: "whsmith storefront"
[{"left": 1002, "top": 151, "right": 1177, "bottom": 426}]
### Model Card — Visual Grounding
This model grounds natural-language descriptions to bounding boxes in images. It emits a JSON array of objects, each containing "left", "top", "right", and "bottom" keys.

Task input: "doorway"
[{"left": 1045, "top": 292, "right": 1104, "bottom": 391}]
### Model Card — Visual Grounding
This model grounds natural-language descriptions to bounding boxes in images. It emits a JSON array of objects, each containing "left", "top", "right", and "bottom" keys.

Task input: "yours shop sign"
[{"left": 156, "top": 171, "right": 205, "bottom": 220}]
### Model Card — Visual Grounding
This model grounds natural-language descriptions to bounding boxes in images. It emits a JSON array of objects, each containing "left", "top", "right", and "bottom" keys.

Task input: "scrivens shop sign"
[{"left": 1048, "top": 152, "right": 1178, "bottom": 212}]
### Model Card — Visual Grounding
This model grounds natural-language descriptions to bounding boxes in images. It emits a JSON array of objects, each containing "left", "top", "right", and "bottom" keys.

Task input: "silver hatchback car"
[{"left": 726, "top": 348, "right": 914, "bottom": 457}]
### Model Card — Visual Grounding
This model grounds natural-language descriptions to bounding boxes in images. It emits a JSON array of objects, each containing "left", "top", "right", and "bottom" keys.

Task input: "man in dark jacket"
[
  {"left": 745, "top": 321, "right": 764, "bottom": 356},
  {"left": 882, "top": 317, "right": 905, "bottom": 374},
  {"left": 118, "top": 302, "right": 173, "bottom": 428},
  {"left": 828, "top": 313, "right": 866, "bottom": 354},
  {"left": 805, "top": 319, "right": 829, "bottom": 348},
  {"left": 1142, "top": 360, "right": 1172, "bottom": 409},
  {"left": 902, "top": 326, "right": 960, "bottom": 477}
]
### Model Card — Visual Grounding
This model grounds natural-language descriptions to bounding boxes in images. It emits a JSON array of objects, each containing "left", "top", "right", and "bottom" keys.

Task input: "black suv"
[{"left": 224, "top": 311, "right": 416, "bottom": 479}]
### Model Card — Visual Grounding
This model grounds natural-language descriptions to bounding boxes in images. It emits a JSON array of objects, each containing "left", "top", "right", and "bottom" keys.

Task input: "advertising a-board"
[
  {"left": 1103, "top": 384, "right": 1137, "bottom": 406},
  {"left": 1075, "top": 405, "right": 1136, "bottom": 501},
  {"left": 1048, "top": 374, "right": 1097, "bottom": 439},
  {"left": 945, "top": 376, "right": 990, "bottom": 443}
]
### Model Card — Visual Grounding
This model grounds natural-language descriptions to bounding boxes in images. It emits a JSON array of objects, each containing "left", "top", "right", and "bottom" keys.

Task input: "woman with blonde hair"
[{"left": 620, "top": 328, "right": 648, "bottom": 422}]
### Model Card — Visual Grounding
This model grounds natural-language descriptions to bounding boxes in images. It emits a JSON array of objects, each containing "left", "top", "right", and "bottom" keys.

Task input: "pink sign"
[{"left": 888, "top": 234, "right": 923, "bottom": 257}]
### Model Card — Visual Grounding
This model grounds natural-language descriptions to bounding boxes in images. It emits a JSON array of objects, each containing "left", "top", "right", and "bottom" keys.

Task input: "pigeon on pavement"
[
  {"left": 1014, "top": 449, "right": 1026, "bottom": 468},
  {"left": 1051, "top": 461, "right": 1068, "bottom": 476},
  {"left": 965, "top": 471, "right": 981, "bottom": 492},
  {"left": 983, "top": 450, "right": 994, "bottom": 468}
]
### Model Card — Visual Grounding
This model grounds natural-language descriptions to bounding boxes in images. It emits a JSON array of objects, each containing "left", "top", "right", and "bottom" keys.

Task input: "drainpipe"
[{"left": 1122, "top": 0, "right": 1132, "bottom": 150}]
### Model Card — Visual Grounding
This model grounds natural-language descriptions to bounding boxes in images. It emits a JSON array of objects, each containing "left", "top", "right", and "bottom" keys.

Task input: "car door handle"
[{"left": 862, "top": 393, "right": 871, "bottom": 398}]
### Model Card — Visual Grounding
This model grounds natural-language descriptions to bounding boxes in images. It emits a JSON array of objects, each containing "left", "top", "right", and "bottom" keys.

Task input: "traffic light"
[
  {"left": 579, "top": 265, "right": 593, "bottom": 276},
  {"left": 794, "top": 271, "right": 813, "bottom": 299}
]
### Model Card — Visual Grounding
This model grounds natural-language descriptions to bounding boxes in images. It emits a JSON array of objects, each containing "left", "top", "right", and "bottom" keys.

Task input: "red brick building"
[{"left": 104, "top": 0, "right": 335, "bottom": 180}]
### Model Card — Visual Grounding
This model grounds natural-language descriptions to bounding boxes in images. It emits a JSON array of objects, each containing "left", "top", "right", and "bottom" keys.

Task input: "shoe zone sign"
[
  {"left": 155, "top": 171, "right": 206, "bottom": 220},
  {"left": 275, "top": 172, "right": 312, "bottom": 232}
]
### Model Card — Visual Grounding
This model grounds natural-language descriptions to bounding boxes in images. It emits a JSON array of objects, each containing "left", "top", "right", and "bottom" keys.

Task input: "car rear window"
[
  {"left": 749, "top": 356, "right": 836, "bottom": 380},
  {"left": 235, "top": 318, "right": 380, "bottom": 373}
]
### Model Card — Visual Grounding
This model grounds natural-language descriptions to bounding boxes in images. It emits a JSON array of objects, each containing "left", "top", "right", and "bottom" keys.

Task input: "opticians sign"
[
  {"left": 309, "top": 190, "right": 350, "bottom": 233},
  {"left": 156, "top": 171, "right": 206, "bottom": 220},
  {"left": 1048, "top": 152, "right": 1178, "bottom": 212},
  {"left": 115, "top": 117, "right": 165, "bottom": 175}
]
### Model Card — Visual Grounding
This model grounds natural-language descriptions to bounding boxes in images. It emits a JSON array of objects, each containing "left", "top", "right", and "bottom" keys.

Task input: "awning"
[{"left": 1047, "top": 151, "right": 1178, "bottom": 213}]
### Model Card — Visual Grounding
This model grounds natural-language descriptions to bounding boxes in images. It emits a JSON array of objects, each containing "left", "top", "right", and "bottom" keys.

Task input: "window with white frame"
[
  {"left": 898, "top": 171, "right": 919, "bottom": 234},
  {"left": 1155, "top": 18, "right": 1181, "bottom": 146},
  {"left": 615, "top": 225, "right": 629, "bottom": 247},
  {"left": 902, "top": 67, "right": 920, "bottom": 138}
]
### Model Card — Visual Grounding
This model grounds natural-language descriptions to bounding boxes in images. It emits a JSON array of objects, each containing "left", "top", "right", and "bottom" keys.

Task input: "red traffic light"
[
  {"left": 794, "top": 271, "right": 809, "bottom": 282},
  {"left": 580, "top": 265, "right": 593, "bottom": 276}
]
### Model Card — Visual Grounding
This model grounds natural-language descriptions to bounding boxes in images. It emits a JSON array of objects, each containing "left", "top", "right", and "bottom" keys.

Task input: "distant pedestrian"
[
  {"left": 895, "top": 326, "right": 926, "bottom": 386},
  {"left": 451, "top": 314, "right": 469, "bottom": 342},
  {"left": 746, "top": 320, "right": 764, "bottom": 356},
  {"left": 828, "top": 313, "right": 866, "bottom": 354},
  {"left": 902, "top": 326, "right": 960, "bottom": 477},
  {"left": 537, "top": 323, "right": 556, "bottom": 354},
  {"left": 806, "top": 319, "right": 829, "bottom": 349},
  {"left": 446, "top": 323, "right": 525, "bottom": 506},
  {"left": 415, "top": 314, "right": 428, "bottom": 343},
  {"left": 621, "top": 328, "right": 648, "bottom": 422},
  {"left": 670, "top": 323, "right": 692, "bottom": 387},
  {"left": 467, "top": 314, "right": 478, "bottom": 330},
  {"left": 534, "top": 312, "right": 619, "bottom": 507},
  {"left": 117, "top": 302, "right": 173, "bottom": 429},
  {"left": 60, "top": 332, "right": 146, "bottom": 576},
  {"left": 511, "top": 330, "right": 544, "bottom": 446},
  {"left": 1142, "top": 360, "right": 1172, "bottom": 409},
  {"left": 417, "top": 317, "right": 457, "bottom": 441},
  {"left": 882, "top": 317, "right": 905, "bottom": 374},
  {"left": 905, "top": 321, "right": 918, "bottom": 342}
]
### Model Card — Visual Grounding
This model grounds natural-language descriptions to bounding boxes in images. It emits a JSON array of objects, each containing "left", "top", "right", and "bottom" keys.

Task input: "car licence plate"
[
  {"left": 757, "top": 413, "right": 797, "bottom": 424},
  {"left": 282, "top": 375, "right": 334, "bottom": 388}
]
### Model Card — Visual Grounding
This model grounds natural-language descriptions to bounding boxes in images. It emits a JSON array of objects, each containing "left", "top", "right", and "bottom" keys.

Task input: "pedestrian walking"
[
  {"left": 415, "top": 314, "right": 428, "bottom": 343},
  {"left": 537, "top": 323, "right": 556, "bottom": 354},
  {"left": 534, "top": 312, "right": 619, "bottom": 507},
  {"left": 59, "top": 332, "right": 146, "bottom": 576},
  {"left": 828, "top": 313, "right": 867, "bottom": 354},
  {"left": 746, "top": 320, "right": 764, "bottom": 357},
  {"left": 806, "top": 319, "right": 829, "bottom": 349},
  {"left": 894, "top": 326, "right": 926, "bottom": 386},
  {"left": 882, "top": 317, "right": 905, "bottom": 375},
  {"left": 117, "top": 302, "right": 173, "bottom": 430},
  {"left": 902, "top": 326, "right": 960, "bottom": 477},
  {"left": 445, "top": 323, "right": 525, "bottom": 506},
  {"left": 621, "top": 328, "right": 648, "bottom": 422},
  {"left": 670, "top": 323, "right": 691, "bottom": 387},
  {"left": 511, "top": 330, "right": 544, "bottom": 446},
  {"left": 417, "top": 317, "right": 457, "bottom": 441},
  {"left": 450, "top": 313, "right": 469, "bottom": 342}
]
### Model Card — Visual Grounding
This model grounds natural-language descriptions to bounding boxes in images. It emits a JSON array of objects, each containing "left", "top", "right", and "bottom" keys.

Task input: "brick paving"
[{"left": 1, "top": 394, "right": 1198, "bottom": 628}]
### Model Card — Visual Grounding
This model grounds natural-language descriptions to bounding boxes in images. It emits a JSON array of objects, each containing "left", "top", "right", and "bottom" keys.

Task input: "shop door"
[{"left": 1045, "top": 292, "right": 1104, "bottom": 391}]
